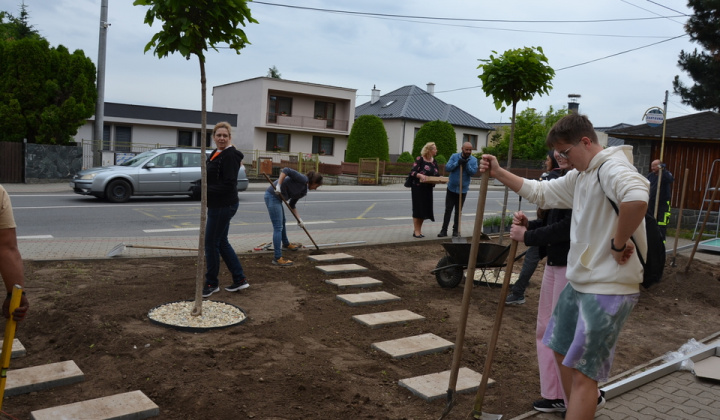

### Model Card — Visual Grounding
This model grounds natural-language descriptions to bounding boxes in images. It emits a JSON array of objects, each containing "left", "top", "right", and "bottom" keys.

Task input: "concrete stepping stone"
[
  {"left": 326, "top": 276, "right": 382, "bottom": 289},
  {"left": 316, "top": 263, "right": 368, "bottom": 274},
  {"left": 6, "top": 360, "right": 84, "bottom": 397},
  {"left": 308, "top": 253, "right": 354, "bottom": 262},
  {"left": 0, "top": 338, "right": 26, "bottom": 358},
  {"left": 337, "top": 291, "right": 401, "bottom": 306},
  {"left": 352, "top": 309, "right": 425, "bottom": 328},
  {"left": 399, "top": 367, "right": 494, "bottom": 401},
  {"left": 31, "top": 390, "right": 159, "bottom": 420},
  {"left": 371, "top": 333, "right": 453, "bottom": 359}
]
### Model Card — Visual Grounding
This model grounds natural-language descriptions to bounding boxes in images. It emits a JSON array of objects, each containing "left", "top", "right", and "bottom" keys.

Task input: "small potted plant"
[{"left": 272, "top": 145, "right": 281, "bottom": 152}]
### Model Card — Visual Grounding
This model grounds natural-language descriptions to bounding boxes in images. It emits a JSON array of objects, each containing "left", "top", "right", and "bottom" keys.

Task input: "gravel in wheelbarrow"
[{"left": 432, "top": 242, "right": 510, "bottom": 288}]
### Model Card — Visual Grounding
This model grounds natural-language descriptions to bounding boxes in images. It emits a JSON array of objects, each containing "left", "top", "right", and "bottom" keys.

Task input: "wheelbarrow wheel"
[{"left": 435, "top": 256, "right": 464, "bottom": 288}]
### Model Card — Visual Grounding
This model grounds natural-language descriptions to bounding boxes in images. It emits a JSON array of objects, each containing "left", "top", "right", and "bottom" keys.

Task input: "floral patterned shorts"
[{"left": 542, "top": 284, "right": 639, "bottom": 382}]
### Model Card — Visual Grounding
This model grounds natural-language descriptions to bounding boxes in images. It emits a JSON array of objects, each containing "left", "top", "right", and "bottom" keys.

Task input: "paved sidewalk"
[{"left": 6, "top": 181, "right": 720, "bottom": 419}]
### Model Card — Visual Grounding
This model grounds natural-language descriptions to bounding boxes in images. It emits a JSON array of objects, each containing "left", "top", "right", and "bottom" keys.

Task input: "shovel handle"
[
  {"left": 471, "top": 239, "right": 519, "bottom": 416},
  {"left": 262, "top": 173, "right": 320, "bottom": 250}
]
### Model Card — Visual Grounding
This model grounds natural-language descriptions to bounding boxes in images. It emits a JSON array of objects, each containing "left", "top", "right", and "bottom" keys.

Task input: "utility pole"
[{"left": 93, "top": 0, "right": 109, "bottom": 166}]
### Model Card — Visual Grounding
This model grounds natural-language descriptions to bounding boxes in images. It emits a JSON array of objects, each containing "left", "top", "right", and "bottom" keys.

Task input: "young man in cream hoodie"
[{"left": 479, "top": 113, "right": 649, "bottom": 420}]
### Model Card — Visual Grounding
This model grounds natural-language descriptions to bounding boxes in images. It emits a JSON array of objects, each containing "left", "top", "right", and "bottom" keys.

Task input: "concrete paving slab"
[
  {"left": 308, "top": 253, "right": 354, "bottom": 262},
  {"left": 371, "top": 333, "right": 453, "bottom": 359},
  {"left": 336, "top": 291, "right": 401, "bottom": 306},
  {"left": 5, "top": 360, "right": 84, "bottom": 397},
  {"left": 0, "top": 338, "right": 26, "bottom": 358},
  {"left": 31, "top": 390, "right": 159, "bottom": 420},
  {"left": 316, "top": 263, "right": 369, "bottom": 274},
  {"left": 352, "top": 309, "right": 425, "bottom": 328},
  {"left": 399, "top": 367, "right": 494, "bottom": 401},
  {"left": 326, "top": 276, "right": 383, "bottom": 289}
]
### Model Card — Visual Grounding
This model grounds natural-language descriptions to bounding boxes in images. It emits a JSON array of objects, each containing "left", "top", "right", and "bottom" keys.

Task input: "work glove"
[
  {"left": 659, "top": 163, "right": 666, "bottom": 169},
  {"left": 458, "top": 157, "right": 468, "bottom": 166},
  {"left": 297, "top": 218, "right": 305, "bottom": 229},
  {"left": 275, "top": 183, "right": 282, "bottom": 196}
]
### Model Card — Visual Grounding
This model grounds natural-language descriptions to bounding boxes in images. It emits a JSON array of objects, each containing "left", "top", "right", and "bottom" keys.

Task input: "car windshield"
[{"left": 119, "top": 151, "right": 158, "bottom": 167}]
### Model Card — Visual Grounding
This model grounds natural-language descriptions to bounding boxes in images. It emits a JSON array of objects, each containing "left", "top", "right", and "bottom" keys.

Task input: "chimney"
[
  {"left": 427, "top": 82, "right": 435, "bottom": 95},
  {"left": 371, "top": 85, "right": 380, "bottom": 104},
  {"left": 568, "top": 94, "right": 581, "bottom": 114}
]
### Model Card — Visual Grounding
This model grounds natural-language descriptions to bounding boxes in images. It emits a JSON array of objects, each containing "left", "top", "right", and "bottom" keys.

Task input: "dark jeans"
[
  {"left": 510, "top": 245, "right": 542, "bottom": 296},
  {"left": 441, "top": 190, "right": 467, "bottom": 233},
  {"left": 205, "top": 202, "right": 245, "bottom": 287}
]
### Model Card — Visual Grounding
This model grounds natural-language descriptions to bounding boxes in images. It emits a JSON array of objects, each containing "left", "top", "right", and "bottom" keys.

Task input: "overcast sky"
[{"left": 2, "top": 0, "right": 700, "bottom": 127}]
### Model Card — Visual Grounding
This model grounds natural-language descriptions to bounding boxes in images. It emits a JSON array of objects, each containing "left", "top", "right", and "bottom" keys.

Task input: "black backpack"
[{"left": 598, "top": 162, "right": 665, "bottom": 288}]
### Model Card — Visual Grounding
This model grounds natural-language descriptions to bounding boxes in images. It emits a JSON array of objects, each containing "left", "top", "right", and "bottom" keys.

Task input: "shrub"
[
  {"left": 396, "top": 151, "right": 413, "bottom": 163},
  {"left": 346, "top": 115, "right": 390, "bottom": 163},
  {"left": 435, "top": 154, "right": 447, "bottom": 165},
  {"left": 412, "top": 120, "right": 456, "bottom": 160}
]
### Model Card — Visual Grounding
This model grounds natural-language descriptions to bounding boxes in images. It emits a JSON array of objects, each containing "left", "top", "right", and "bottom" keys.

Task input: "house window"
[
  {"left": 268, "top": 95, "right": 293, "bottom": 123},
  {"left": 414, "top": 127, "right": 421, "bottom": 138},
  {"left": 463, "top": 133, "right": 478, "bottom": 149},
  {"left": 314, "top": 101, "right": 336, "bottom": 128},
  {"left": 266, "top": 132, "right": 290, "bottom": 152},
  {"left": 196, "top": 131, "right": 212, "bottom": 148},
  {"left": 102, "top": 125, "right": 111, "bottom": 151},
  {"left": 115, "top": 126, "right": 132, "bottom": 152},
  {"left": 312, "top": 136, "right": 334, "bottom": 156},
  {"left": 178, "top": 130, "right": 193, "bottom": 147}
]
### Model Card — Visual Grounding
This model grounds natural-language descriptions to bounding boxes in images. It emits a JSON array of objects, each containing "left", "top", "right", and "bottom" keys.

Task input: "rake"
[{"left": 107, "top": 243, "right": 198, "bottom": 257}]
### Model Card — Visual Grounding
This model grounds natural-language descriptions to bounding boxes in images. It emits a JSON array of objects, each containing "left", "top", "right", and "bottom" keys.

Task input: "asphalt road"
[{"left": 10, "top": 183, "right": 531, "bottom": 241}]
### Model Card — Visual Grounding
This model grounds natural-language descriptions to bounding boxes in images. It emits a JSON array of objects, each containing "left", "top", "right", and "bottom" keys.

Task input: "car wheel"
[
  {"left": 435, "top": 256, "right": 464, "bottom": 288},
  {"left": 105, "top": 179, "right": 132, "bottom": 203}
]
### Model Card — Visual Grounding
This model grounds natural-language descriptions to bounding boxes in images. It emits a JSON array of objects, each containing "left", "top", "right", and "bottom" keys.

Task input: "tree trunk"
[
  {"left": 497, "top": 101, "right": 518, "bottom": 245},
  {"left": 192, "top": 59, "right": 209, "bottom": 317}
]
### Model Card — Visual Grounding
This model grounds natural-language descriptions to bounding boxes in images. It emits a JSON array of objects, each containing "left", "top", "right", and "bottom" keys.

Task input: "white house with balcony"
[
  {"left": 212, "top": 77, "right": 357, "bottom": 164},
  {"left": 355, "top": 83, "right": 493, "bottom": 160}
]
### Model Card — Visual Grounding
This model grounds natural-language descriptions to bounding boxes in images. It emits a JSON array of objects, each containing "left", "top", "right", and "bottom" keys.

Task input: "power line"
[
  {"left": 557, "top": 34, "right": 687, "bottom": 70},
  {"left": 253, "top": 1, "right": 684, "bottom": 24}
]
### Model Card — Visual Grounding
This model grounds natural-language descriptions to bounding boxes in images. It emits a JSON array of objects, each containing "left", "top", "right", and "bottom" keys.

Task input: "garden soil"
[{"left": 7, "top": 240, "right": 720, "bottom": 419}]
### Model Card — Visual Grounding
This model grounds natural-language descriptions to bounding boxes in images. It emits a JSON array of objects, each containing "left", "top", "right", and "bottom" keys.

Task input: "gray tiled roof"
[
  {"left": 104, "top": 102, "right": 238, "bottom": 126},
  {"left": 355, "top": 85, "right": 493, "bottom": 130},
  {"left": 606, "top": 111, "right": 720, "bottom": 141}
]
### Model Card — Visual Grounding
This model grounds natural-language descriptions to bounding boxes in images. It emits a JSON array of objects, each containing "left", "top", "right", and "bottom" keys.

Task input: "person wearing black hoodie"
[{"left": 202, "top": 122, "right": 248, "bottom": 298}]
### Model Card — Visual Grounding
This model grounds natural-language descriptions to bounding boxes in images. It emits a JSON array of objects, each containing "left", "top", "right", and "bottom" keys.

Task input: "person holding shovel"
[
  {"left": 479, "top": 113, "right": 648, "bottom": 420},
  {"left": 265, "top": 168, "right": 323, "bottom": 266},
  {"left": 0, "top": 184, "right": 29, "bottom": 321},
  {"left": 438, "top": 142, "right": 478, "bottom": 238},
  {"left": 201, "top": 122, "right": 248, "bottom": 298}
]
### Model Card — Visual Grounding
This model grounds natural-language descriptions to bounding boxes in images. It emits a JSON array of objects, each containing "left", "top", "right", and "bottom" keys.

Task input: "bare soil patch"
[{"left": 7, "top": 240, "right": 720, "bottom": 419}]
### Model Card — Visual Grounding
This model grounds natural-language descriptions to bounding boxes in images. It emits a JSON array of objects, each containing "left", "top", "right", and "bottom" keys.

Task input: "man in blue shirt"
[{"left": 438, "top": 142, "right": 478, "bottom": 237}]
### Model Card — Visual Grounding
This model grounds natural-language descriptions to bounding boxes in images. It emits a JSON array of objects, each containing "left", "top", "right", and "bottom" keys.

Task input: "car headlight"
[{"left": 79, "top": 173, "right": 98, "bottom": 180}]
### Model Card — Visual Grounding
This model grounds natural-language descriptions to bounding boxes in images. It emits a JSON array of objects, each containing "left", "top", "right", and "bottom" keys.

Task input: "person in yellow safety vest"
[{"left": 647, "top": 159, "right": 674, "bottom": 242}]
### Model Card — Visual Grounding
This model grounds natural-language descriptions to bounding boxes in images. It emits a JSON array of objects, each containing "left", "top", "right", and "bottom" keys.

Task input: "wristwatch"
[{"left": 610, "top": 238, "right": 626, "bottom": 252}]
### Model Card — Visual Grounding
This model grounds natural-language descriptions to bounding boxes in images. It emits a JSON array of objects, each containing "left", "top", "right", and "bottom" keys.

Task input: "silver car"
[{"left": 70, "top": 148, "right": 249, "bottom": 203}]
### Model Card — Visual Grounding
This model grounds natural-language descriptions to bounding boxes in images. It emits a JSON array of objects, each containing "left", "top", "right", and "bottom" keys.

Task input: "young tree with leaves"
[
  {"left": 134, "top": 0, "right": 257, "bottom": 315},
  {"left": 673, "top": 0, "right": 720, "bottom": 111},
  {"left": 477, "top": 46, "right": 554, "bottom": 240},
  {"left": 267, "top": 65, "right": 281, "bottom": 79}
]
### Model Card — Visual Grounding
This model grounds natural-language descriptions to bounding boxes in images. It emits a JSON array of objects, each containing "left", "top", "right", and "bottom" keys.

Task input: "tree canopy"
[
  {"left": 412, "top": 120, "right": 456, "bottom": 159},
  {"left": 267, "top": 65, "right": 281, "bottom": 78},
  {"left": 345, "top": 115, "right": 390, "bottom": 162},
  {"left": 0, "top": 10, "right": 96, "bottom": 144},
  {"left": 673, "top": 0, "right": 720, "bottom": 111},
  {"left": 483, "top": 106, "right": 568, "bottom": 161}
]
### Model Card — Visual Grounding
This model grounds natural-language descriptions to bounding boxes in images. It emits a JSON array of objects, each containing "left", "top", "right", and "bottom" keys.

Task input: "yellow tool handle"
[{"left": 0, "top": 285, "right": 23, "bottom": 410}]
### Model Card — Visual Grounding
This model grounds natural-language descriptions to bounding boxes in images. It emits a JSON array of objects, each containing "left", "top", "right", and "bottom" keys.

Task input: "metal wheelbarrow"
[{"left": 432, "top": 242, "right": 518, "bottom": 288}]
